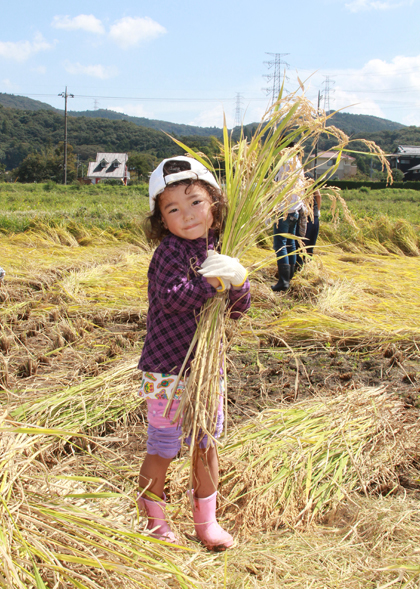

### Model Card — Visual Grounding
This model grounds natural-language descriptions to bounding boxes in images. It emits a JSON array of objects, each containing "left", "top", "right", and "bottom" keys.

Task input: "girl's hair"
[{"left": 143, "top": 179, "right": 227, "bottom": 244}]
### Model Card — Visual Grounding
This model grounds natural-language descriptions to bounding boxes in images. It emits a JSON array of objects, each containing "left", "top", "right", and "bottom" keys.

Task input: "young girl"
[{"left": 137, "top": 156, "right": 251, "bottom": 551}]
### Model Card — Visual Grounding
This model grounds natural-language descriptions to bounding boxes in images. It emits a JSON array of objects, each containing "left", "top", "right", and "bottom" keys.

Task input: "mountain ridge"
[{"left": 0, "top": 92, "right": 407, "bottom": 138}]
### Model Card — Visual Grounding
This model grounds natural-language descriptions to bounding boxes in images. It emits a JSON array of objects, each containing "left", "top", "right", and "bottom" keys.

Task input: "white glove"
[
  {"left": 199, "top": 251, "right": 232, "bottom": 292},
  {"left": 215, "top": 276, "right": 232, "bottom": 292},
  {"left": 199, "top": 250, "right": 248, "bottom": 287}
]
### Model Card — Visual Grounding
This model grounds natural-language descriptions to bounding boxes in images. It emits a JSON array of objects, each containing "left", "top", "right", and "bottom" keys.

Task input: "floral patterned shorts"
[{"left": 139, "top": 371, "right": 185, "bottom": 401}]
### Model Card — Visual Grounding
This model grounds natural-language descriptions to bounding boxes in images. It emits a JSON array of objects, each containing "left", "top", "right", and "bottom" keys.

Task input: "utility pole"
[
  {"left": 263, "top": 52, "right": 289, "bottom": 105},
  {"left": 58, "top": 86, "right": 74, "bottom": 185},
  {"left": 314, "top": 90, "right": 323, "bottom": 180},
  {"left": 322, "top": 76, "right": 335, "bottom": 114},
  {"left": 234, "top": 93, "right": 244, "bottom": 128}
]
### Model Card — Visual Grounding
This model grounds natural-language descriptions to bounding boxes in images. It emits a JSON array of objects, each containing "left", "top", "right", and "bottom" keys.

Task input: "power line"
[
  {"left": 76, "top": 95, "right": 239, "bottom": 102},
  {"left": 6, "top": 92, "right": 245, "bottom": 103},
  {"left": 297, "top": 66, "right": 420, "bottom": 78},
  {"left": 322, "top": 66, "right": 420, "bottom": 78},
  {"left": 11, "top": 85, "right": 420, "bottom": 104},
  {"left": 336, "top": 85, "right": 420, "bottom": 94}
]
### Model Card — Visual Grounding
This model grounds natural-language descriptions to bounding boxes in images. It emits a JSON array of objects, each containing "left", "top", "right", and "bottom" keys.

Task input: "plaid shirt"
[{"left": 138, "top": 231, "right": 250, "bottom": 375}]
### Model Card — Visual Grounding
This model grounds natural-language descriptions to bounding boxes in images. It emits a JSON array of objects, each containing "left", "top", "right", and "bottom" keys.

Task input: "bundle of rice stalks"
[
  {"left": 0, "top": 232, "right": 151, "bottom": 322},
  {"left": 9, "top": 360, "right": 142, "bottom": 437},
  {"left": 245, "top": 249, "right": 420, "bottom": 348},
  {"left": 214, "top": 386, "right": 420, "bottom": 533},
  {"left": 164, "top": 86, "right": 391, "bottom": 488},
  {"left": 319, "top": 214, "right": 420, "bottom": 257},
  {"left": 0, "top": 417, "right": 198, "bottom": 589},
  {"left": 5, "top": 219, "right": 149, "bottom": 250}
]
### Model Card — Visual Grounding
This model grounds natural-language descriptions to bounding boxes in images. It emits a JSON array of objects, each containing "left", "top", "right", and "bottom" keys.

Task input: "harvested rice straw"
[
  {"left": 10, "top": 360, "right": 140, "bottom": 435},
  {"left": 164, "top": 85, "right": 391, "bottom": 493},
  {"left": 217, "top": 386, "right": 420, "bottom": 532},
  {"left": 0, "top": 417, "right": 197, "bottom": 589}
]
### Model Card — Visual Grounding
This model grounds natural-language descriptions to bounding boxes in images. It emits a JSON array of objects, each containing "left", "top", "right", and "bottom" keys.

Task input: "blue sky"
[{"left": 0, "top": 0, "right": 419, "bottom": 128}]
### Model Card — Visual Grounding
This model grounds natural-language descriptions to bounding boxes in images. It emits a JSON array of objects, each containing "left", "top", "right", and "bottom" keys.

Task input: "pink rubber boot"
[
  {"left": 137, "top": 492, "right": 178, "bottom": 544},
  {"left": 192, "top": 491, "right": 234, "bottom": 551}
]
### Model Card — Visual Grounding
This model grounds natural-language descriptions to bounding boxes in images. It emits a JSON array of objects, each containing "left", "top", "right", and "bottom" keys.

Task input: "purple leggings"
[{"left": 146, "top": 396, "right": 224, "bottom": 459}]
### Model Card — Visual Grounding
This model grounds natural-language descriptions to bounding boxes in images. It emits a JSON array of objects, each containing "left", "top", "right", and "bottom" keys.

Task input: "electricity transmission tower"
[
  {"left": 263, "top": 52, "right": 289, "bottom": 104},
  {"left": 314, "top": 90, "right": 323, "bottom": 180},
  {"left": 58, "top": 86, "right": 74, "bottom": 185},
  {"left": 94, "top": 99, "right": 99, "bottom": 110},
  {"left": 234, "top": 93, "right": 244, "bottom": 127},
  {"left": 322, "top": 76, "right": 335, "bottom": 113}
]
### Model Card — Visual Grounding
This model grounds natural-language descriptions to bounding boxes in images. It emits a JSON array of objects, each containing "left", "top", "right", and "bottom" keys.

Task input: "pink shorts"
[{"left": 146, "top": 395, "right": 224, "bottom": 459}]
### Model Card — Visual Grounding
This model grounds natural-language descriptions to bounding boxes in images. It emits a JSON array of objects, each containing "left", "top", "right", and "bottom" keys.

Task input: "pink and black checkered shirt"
[{"left": 138, "top": 231, "right": 251, "bottom": 375}]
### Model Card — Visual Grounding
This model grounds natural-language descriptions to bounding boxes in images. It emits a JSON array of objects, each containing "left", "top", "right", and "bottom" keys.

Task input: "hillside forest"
[{"left": 1, "top": 95, "right": 420, "bottom": 183}]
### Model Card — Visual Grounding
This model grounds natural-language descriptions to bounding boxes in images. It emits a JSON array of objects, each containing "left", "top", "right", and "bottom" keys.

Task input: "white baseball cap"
[{"left": 149, "top": 156, "right": 220, "bottom": 212}]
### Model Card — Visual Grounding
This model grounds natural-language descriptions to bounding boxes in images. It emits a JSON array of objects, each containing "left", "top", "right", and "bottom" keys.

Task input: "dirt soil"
[{"left": 227, "top": 345, "right": 420, "bottom": 418}]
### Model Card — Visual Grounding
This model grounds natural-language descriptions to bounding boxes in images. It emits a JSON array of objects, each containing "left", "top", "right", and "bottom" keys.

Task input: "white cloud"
[
  {"left": 192, "top": 100, "right": 270, "bottom": 128},
  {"left": 0, "top": 33, "right": 53, "bottom": 62},
  {"left": 1, "top": 78, "right": 17, "bottom": 90},
  {"left": 64, "top": 61, "right": 118, "bottom": 79},
  {"left": 188, "top": 104, "right": 234, "bottom": 128},
  {"left": 345, "top": 0, "right": 413, "bottom": 12},
  {"left": 52, "top": 14, "right": 105, "bottom": 34},
  {"left": 32, "top": 65, "right": 47, "bottom": 75},
  {"left": 109, "top": 104, "right": 151, "bottom": 118},
  {"left": 334, "top": 89, "right": 386, "bottom": 118},
  {"left": 109, "top": 16, "right": 166, "bottom": 49},
  {"left": 401, "top": 107, "right": 420, "bottom": 126},
  {"left": 299, "top": 54, "right": 420, "bottom": 126}
]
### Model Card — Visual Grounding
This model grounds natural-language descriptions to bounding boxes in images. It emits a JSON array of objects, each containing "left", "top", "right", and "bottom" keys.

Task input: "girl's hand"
[
  {"left": 205, "top": 275, "right": 232, "bottom": 292},
  {"left": 199, "top": 250, "right": 247, "bottom": 287},
  {"left": 206, "top": 276, "right": 220, "bottom": 289}
]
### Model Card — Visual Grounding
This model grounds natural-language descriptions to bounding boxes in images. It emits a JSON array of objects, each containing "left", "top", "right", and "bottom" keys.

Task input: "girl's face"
[{"left": 159, "top": 183, "right": 214, "bottom": 240}]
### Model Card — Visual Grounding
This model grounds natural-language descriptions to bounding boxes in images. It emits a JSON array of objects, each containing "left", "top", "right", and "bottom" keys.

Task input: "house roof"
[
  {"left": 393, "top": 145, "right": 420, "bottom": 156},
  {"left": 87, "top": 152, "right": 128, "bottom": 179},
  {"left": 318, "top": 151, "right": 355, "bottom": 161},
  {"left": 407, "top": 163, "right": 420, "bottom": 171}
]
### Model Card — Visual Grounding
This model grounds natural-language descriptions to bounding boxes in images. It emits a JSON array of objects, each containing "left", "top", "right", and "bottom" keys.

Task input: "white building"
[
  {"left": 313, "top": 151, "right": 357, "bottom": 180},
  {"left": 87, "top": 153, "right": 130, "bottom": 185}
]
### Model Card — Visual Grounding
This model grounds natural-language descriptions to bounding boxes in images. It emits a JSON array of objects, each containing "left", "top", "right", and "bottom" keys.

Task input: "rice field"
[{"left": 0, "top": 183, "right": 420, "bottom": 588}]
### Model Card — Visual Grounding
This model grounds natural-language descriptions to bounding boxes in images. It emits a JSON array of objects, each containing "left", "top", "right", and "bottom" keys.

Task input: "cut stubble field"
[{"left": 0, "top": 184, "right": 420, "bottom": 588}]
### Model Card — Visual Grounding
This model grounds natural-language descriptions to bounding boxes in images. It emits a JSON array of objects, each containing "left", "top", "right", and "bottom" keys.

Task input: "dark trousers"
[
  {"left": 296, "top": 217, "right": 320, "bottom": 267},
  {"left": 273, "top": 212, "right": 299, "bottom": 265}
]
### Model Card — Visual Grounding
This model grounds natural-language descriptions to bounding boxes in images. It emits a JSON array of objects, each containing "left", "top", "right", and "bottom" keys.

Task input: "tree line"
[
  {"left": 0, "top": 105, "right": 220, "bottom": 183},
  {"left": 1, "top": 102, "right": 419, "bottom": 184}
]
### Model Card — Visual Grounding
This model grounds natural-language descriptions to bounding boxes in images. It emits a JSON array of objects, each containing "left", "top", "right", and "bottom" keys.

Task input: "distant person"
[
  {"left": 137, "top": 156, "right": 250, "bottom": 550},
  {"left": 296, "top": 181, "right": 322, "bottom": 270},
  {"left": 271, "top": 143, "right": 305, "bottom": 292}
]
